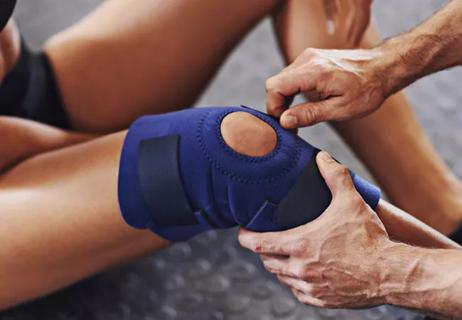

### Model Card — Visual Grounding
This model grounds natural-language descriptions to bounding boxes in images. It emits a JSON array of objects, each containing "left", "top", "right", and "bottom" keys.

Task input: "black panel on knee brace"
[
  {"left": 118, "top": 106, "right": 381, "bottom": 241},
  {"left": 0, "top": 39, "right": 69, "bottom": 128}
]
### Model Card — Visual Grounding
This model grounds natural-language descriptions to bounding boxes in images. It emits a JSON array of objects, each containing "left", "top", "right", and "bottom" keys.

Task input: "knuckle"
[
  {"left": 302, "top": 47, "right": 317, "bottom": 58},
  {"left": 253, "top": 239, "right": 279, "bottom": 254},
  {"left": 299, "top": 106, "right": 318, "bottom": 125},
  {"left": 310, "top": 287, "right": 323, "bottom": 299},
  {"left": 330, "top": 164, "right": 350, "bottom": 180},
  {"left": 290, "top": 239, "right": 308, "bottom": 256},
  {"left": 266, "top": 75, "right": 283, "bottom": 92},
  {"left": 301, "top": 282, "right": 314, "bottom": 294},
  {"left": 337, "top": 165, "right": 350, "bottom": 177},
  {"left": 291, "top": 264, "right": 308, "bottom": 279},
  {"left": 250, "top": 240, "right": 264, "bottom": 253},
  {"left": 265, "top": 77, "right": 276, "bottom": 91},
  {"left": 353, "top": 194, "right": 368, "bottom": 209}
]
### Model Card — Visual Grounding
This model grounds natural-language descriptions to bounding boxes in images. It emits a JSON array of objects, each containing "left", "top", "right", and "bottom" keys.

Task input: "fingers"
[
  {"left": 277, "top": 275, "right": 315, "bottom": 294},
  {"left": 260, "top": 254, "right": 290, "bottom": 275},
  {"left": 315, "top": 151, "right": 356, "bottom": 199},
  {"left": 261, "top": 255, "right": 320, "bottom": 281},
  {"left": 265, "top": 69, "right": 316, "bottom": 119},
  {"left": 291, "top": 288, "right": 327, "bottom": 308},
  {"left": 265, "top": 88, "right": 290, "bottom": 119},
  {"left": 238, "top": 228, "right": 294, "bottom": 255},
  {"left": 279, "top": 98, "right": 342, "bottom": 128}
]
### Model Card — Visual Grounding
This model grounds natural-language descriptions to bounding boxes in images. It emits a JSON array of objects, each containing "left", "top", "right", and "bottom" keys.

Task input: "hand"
[
  {"left": 239, "top": 151, "right": 395, "bottom": 308},
  {"left": 322, "top": 0, "right": 373, "bottom": 46},
  {"left": 265, "top": 47, "right": 397, "bottom": 128}
]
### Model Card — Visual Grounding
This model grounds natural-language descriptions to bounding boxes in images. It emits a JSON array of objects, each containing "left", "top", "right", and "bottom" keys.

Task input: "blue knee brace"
[{"left": 118, "top": 106, "right": 380, "bottom": 241}]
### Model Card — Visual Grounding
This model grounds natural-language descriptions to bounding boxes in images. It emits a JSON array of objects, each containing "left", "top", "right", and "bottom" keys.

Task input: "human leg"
[
  {"left": 0, "top": 116, "right": 93, "bottom": 172},
  {"left": 42, "top": 0, "right": 281, "bottom": 132},
  {"left": 0, "top": 131, "right": 169, "bottom": 309},
  {"left": 0, "top": 107, "right": 455, "bottom": 309},
  {"left": 273, "top": 0, "right": 462, "bottom": 234}
]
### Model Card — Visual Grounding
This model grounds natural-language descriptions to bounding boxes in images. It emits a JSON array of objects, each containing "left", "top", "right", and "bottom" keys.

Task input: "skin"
[
  {"left": 322, "top": 0, "right": 372, "bottom": 46},
  {"left": 244, "top": 0, "right": 462, "bottom": 316},
  {"left": 221, "top": 112, "right": 277, "bottom": 157},
  {"left": 0, "top": 20, "right": 19, "bottom": 80},
  {"left": 266, "top": 0, "right": 462, "bottom": 127},
  {"left": 2, "top": 0, "right": 460, "bottom": 232},
  {"left": 239, "top": 153, "right": 462, "bottom": 319},
  {"left": 43, "top": 0, "right": 282, "bottom": 132},
  {"left": 0, "top": 0, "right": 460, "bottom": 313},
  {"left": 0, "top": 128, "right": 169, "bottom": 309},
  {"left": 0, "top": 117, "right": 93, "bottom": 172},
  {"left": 272, "top": 0, "right": 462, "bottom": 234},
  {"left": 0, "top": 113, "right": 458, "bottom": 310},
  {"left": 40, "top": 0, "right": 371, "bottom": 133}
]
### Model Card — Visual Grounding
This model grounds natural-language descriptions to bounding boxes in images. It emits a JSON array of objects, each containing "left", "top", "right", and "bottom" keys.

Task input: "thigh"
[
  {"left": 44, "top": 0, "right": 280, "bottom": 132},
  {"left": 0, "top": 132, "right": 169, "bottom": 309}
]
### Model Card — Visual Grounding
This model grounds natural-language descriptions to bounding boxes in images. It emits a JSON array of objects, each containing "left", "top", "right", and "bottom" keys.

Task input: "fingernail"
[
  {"left": 319, "top": 151, "right": 333, "bottom": 162},
  {"left": 282, "top": 114, "right": 298, "bottom": 128}
]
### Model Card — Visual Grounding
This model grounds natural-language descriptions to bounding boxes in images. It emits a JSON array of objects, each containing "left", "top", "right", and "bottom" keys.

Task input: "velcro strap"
[
  {"left": 138, "top": 135, "right": 198, "bottom": 227},
  {"left": 272, "top": 151, "right": 332, "bottom": 228}
]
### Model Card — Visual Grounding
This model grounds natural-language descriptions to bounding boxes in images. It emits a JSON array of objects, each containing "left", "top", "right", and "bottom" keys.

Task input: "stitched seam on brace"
[{"left": 196, "top": 109, "right": 302, "bottom": 184}]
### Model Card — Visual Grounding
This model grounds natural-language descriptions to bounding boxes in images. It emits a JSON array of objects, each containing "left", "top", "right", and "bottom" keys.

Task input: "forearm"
[
  {"left": 382, "top": 244, "right": 462, "bottom": 319},
  {"left": 379, "top": 0, "right": 462, "bottom": 94},
  {"left": 376, "top": 199, "right": 460, "bottom": 249}
]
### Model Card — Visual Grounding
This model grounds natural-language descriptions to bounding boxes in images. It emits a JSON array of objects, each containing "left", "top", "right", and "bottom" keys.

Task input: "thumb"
[
  {"left": 238, "top": 228, "right": 294, "bottom": 255},
  {"left": 280, "top": 100, "right": 339, "bottom": 128},
  {"left": 315, "top": 151, "right": 355, "bottom": 198}
]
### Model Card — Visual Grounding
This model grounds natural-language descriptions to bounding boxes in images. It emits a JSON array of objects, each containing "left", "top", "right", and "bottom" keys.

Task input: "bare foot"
[{"left": 0, "top": 19, "right": 20, "bottom": 82}]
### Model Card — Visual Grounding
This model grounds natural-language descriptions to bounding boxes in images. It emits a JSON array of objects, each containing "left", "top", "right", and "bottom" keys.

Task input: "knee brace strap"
[
  {"left": 0, "top": 39, "right": 69, "bottom": 128},
  {"left": 118, "top": 106, "right": 381, "bottom": 241}
]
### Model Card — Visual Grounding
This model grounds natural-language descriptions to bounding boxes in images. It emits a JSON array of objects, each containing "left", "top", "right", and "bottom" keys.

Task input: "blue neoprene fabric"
[{"left": 118, "top": 106, "right": 381, "bottom": 241}]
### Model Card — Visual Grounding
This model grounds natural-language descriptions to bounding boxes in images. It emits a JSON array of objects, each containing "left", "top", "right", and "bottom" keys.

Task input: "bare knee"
[
  {"left": 273, "top": 0, "right": 380, "bottom": 62},
  {"left": 220, "top": 111, "right": 277, "bottom": 157}
]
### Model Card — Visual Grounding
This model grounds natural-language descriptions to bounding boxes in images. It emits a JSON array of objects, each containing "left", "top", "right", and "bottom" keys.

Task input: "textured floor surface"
[{"left": 2, "top": 1, "right": 461, "bottom": 319}]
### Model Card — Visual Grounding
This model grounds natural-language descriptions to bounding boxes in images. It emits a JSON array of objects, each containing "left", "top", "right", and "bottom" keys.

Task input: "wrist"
[
  {"left": 380, "top": 242, "right": 447, "bottom": 313},
  {"left": 376, "top": 242, "right": 428, "bottom": 306},
  {"left": 370, "top": 36, "right": 417, "bottom": 96},
  {"left": 376, "top": 26, "right": 451, "bottom": 95}
]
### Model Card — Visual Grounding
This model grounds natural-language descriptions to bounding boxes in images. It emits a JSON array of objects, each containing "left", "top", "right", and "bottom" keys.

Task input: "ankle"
[
  {"left": 393, "top": 177, "right": 462, "bottom": 235},
  {"left": 417, "top": 180, "right": 462, "bottom": 235},
  {"left": 442, "top": 180, "right": 462, "bottom": 228}
]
